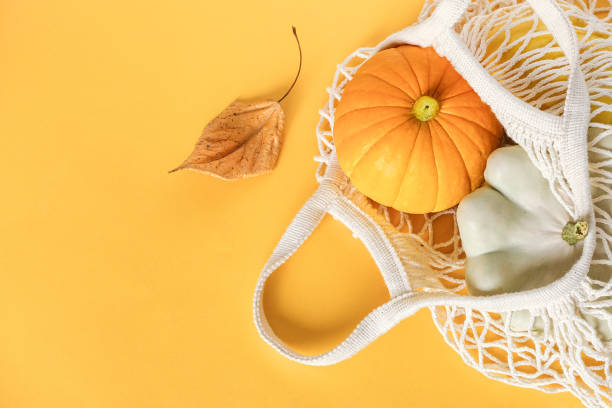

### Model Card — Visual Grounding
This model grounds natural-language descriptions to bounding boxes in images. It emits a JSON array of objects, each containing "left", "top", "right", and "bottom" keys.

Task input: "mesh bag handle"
[{"left": 253, "top": 0, "right": 593, "bottom": 365}]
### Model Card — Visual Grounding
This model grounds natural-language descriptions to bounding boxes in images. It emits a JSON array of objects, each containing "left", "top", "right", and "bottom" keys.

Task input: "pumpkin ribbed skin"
[{"left": 334, "top": 45, "right": 503, "bottom": 214}]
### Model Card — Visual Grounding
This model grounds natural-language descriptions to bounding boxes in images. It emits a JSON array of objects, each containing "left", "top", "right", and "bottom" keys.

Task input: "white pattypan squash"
[
  {"left": 457, "top": 145, "right": 612, "bottom": 340},
  {"left": 458, "top": 146, "right": 586, "bottom": 295}
]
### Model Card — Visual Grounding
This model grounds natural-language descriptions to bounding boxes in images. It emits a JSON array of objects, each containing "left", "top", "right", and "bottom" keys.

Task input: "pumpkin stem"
[
  {"left": 562, "top": 220, "right": 588, "bottom": 245},
  {"left": 277, "top": 26, "right": 302, "bottom": 103},
  {"left": 413, "top": 96, "right": 440, "bottom": 122}
]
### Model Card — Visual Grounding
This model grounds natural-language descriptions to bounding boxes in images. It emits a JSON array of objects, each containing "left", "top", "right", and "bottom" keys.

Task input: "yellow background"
[{"left": 0, "top": 1, "right": 584, "bottom": 407}]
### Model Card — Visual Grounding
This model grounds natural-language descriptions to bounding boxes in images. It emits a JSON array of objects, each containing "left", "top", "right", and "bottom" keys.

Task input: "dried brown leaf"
[
  {"left": 170, "top": 27, "right": 301, "bottom": 180},
  {"left": 170, "top": 100, "right": 285, "bottom": 180}
]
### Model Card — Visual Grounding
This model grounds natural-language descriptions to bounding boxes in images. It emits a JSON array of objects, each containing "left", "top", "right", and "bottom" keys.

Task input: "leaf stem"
[
  {"left": 277, "top": 26, "right": 302, "bottom": 103},
  {"left": 562, "top": 220, "right": 588, "bottom": 245}
]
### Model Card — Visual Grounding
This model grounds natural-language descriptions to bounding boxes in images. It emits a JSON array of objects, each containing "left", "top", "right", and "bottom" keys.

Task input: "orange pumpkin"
[{"left": 334, "top": 45, "right": 503, "bottom": 214}]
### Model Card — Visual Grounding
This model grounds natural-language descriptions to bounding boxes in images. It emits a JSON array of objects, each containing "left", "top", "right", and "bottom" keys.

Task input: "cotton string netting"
[{"left": 311, "top": 1, "right": 611, "bottom": 406}]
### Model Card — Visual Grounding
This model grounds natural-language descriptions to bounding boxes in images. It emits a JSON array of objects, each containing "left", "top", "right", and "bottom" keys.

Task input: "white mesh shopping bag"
[{"left": 253, "top": 1, "right": 612, "bottom": 406}]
